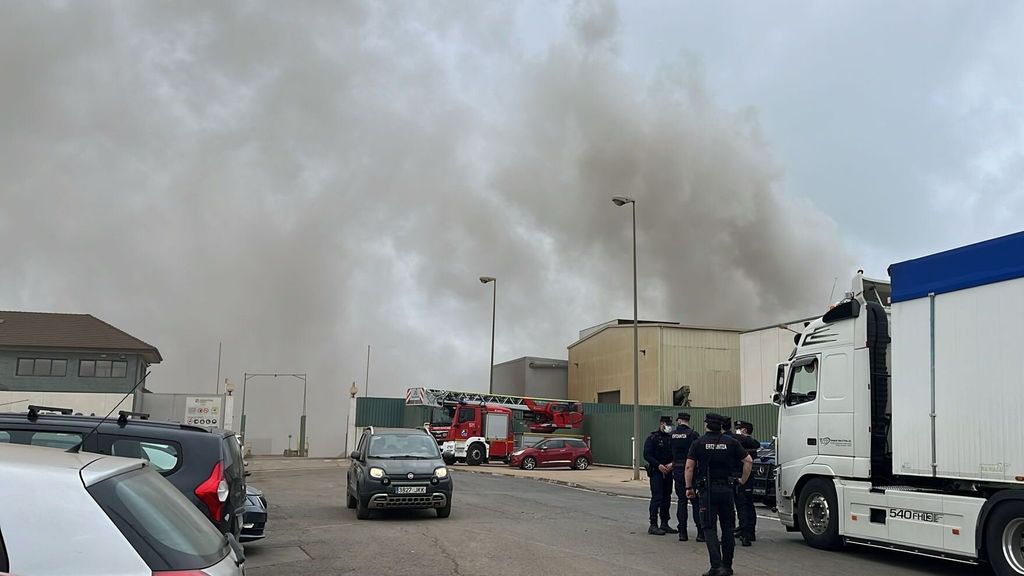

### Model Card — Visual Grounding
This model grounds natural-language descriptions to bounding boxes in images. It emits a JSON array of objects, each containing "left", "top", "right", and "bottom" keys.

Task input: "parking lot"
[{"left": 244, "top": 464, "right": 991, "bottom": 576}]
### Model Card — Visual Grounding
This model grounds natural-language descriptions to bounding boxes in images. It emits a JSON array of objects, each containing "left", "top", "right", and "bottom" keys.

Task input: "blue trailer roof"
[{"left": 888, "top": 230, "right": 1024, "bottom": 303}]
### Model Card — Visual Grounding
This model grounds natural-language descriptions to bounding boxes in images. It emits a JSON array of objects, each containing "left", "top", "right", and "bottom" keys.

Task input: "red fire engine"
[{"left": 404, "top": 388, "right": 584, "bottom": 466}]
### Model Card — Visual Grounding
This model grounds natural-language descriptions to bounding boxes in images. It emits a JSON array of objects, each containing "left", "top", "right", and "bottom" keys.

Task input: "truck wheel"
[
  {"left": 985, "top": 501, "right": 1024, "bottom": 575},
  {"left": 356, "top": 496, "right": 371, "bottom": 520},
  {"left": 521, "top": 456, "right": 537, "bottom": 470},
  {"left": 797, "top": 478, "right": 842, "bottom": 550},
  {"left": 466, "top": 443, "right": 485, "bottom": 466}
]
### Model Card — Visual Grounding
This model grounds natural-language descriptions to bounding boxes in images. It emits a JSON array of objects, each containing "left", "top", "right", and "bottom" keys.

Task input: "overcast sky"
[{"left": 2, "top": 1, "right": 1021, "bottom": 456}]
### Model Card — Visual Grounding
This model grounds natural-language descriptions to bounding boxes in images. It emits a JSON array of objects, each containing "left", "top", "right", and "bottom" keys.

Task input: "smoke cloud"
[{"left": 0, "top": 1, "right": 850, "bottom": 456}]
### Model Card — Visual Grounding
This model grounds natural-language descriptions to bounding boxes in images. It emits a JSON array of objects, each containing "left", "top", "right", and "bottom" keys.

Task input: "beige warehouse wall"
[
  {"left": 740, "top": 323, "right": 803, "bottom": 405},
  {"left": 568, "top": 326, "right": 661, "bottom": 404},
  {"left": 659, "top": 327, "right": 740, "bottom": 407}
]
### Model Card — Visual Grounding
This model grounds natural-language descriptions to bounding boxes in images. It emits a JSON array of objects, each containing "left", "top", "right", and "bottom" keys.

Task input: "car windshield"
[{"left": 368, "top": 434, "right": 440, "bottom": 459}]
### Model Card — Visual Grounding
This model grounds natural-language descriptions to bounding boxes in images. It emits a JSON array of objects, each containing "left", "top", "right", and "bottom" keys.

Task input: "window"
[
  {"left": 597, "top": 390, "right": 621, "bottom": 404},
  {"left": 457, "top": 407, "right": 476, "bottom": 424},
  {"left": 787, "top": 357, "right": 819, "bottom": 406},
  {"left": 544, "top": 439, "right": 565, "bottom": 449},
  {"left": 88, "top": 468, "right": 228, "bottom": 572},
  {"left": 568, "top": 440, "right": 588, "bottom": 449},
  {"left": 16, "top": 358, "right": 68, "bottom": 376},
  {"left": 0, "top": 429, "right": 83, "bottom": 447},
  {"left": 79, "top": 359, "right": 128, "bottom": 378},
  {"left": 368, "top": 434, "right": 441, "bottom": 458},
  {"left": 31, "top": 431, "right": 83, "bottom": 450},
  {"left": 111, "top": 439, "right": 180, "bottom": 474}
]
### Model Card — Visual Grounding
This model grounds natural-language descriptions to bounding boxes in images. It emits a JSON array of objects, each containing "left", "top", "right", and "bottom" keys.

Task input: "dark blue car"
[{"left": 750, "top": 440, "right": 776, "bottom": 509}]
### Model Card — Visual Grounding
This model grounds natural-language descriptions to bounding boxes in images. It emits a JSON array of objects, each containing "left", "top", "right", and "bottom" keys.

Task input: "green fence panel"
[
  {"left": 355, "top": 397, "right": 405, "bottom": 428},
  {"left": 581, "top": 402, "right": 778, "bottom": 466}
]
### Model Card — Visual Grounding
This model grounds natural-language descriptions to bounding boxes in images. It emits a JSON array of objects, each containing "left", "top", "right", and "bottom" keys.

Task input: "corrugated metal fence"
[{"left": 355, "top": 397, "right": 778, "bottom": 466}]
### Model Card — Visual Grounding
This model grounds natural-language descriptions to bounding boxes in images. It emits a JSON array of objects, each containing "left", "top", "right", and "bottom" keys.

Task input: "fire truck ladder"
[{"left": 404, "top": 387, "right": 577, "bottom": 410}]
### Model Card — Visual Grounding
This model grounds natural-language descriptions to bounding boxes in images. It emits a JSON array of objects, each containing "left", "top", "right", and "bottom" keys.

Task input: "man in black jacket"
[
  {"left": 643, "top": 415, "right": 676, "bottom": 535},
  {"left": 734, "top": 421, "right": 761, "bottom": 546},
  {"left": 671, "top": 412, "right": 701, "bottom": 541}
]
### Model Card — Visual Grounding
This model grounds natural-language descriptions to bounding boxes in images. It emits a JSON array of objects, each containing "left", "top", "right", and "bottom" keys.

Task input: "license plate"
[
  {"left": 395, "top": 486, "right": 427, "bottom": 494},
  {"left": 753, "top": 488, "right": 766, "bottom": 495}
]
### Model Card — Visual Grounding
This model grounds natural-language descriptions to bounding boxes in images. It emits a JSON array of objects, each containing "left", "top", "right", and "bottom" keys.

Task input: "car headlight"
[
  {"left": 369, "top": 467, "right": 385, "bottom": 479},
  {"left": 434, "top": 466, "right": 449, "bottom": 479},
  {"left": 512, "top": 450, "right": 525, "bottom": 457}
]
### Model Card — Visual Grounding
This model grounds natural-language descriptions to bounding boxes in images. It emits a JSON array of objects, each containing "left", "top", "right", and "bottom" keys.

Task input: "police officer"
[
  {"left": 733, "top": 421, "right": 761, "bottom": 546},
  {"left": 685, "top": 413, "right": 753, "bottom": 576},
  {"left": 671, "top": 411, "right": 701, "bottom": 541},
  {"left": 643, "top": 415, "right": 676, "bottom": 535}
]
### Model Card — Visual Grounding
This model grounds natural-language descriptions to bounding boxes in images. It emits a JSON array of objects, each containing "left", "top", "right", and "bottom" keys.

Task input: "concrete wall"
[
  {"left": 0, "top": 390, "right": 133, "bottom": 416},
  {"left": 739, "top": 323, "right": 803, "bottom": 405},
  {"left": 493, "top": 357, "right": 569, "bottom": 399},
  {"left": 0, "top": 350, "right": 144, "bottom": 394}
]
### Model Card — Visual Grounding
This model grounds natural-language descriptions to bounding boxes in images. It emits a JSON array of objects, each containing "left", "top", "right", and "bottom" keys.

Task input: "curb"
[{"left": 451, "top": 467, "right": 647, "bottom": 499}]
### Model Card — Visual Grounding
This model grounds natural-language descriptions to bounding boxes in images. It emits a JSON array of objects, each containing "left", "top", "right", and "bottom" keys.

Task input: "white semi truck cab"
[{"left": 774, "top": 230, "right": 1024, "bottom": 575}]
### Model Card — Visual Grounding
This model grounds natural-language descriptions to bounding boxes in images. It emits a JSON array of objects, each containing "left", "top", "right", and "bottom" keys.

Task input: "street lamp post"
[
  {"left": 613, "top": 195, "right": 641, "bottom": 481},
  {"left": 480, "top": 276, "right": 497, "bottom": 395}
]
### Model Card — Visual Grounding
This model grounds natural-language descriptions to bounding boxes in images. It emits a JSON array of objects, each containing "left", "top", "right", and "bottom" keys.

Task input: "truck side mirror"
[
  {"left": 772, "top": 392, "right": 783, "bottom": 406},
  {"left": 774, "top": 363, "right": 788, "bottom": 393}
]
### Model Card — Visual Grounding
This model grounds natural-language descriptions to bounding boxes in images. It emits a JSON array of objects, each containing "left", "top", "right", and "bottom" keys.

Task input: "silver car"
[{"left": 0, "top": 443, "right": 244, "bottom": 575}]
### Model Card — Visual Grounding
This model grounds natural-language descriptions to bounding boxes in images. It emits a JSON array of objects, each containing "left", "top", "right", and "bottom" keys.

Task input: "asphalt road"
[{"left": 244, "top": 468, "right": 993, "bottom": 576}]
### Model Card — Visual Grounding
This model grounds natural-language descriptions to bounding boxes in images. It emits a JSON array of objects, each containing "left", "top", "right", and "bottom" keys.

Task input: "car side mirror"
[
  {"left": 245, "top": 470, "right": 252, "bottom": 477},
  {"left": 772, "top": 392, "right": 783, "bottom": 406},
  {"left": 349, "top": 451, "right": 361, "bottom": 460}
]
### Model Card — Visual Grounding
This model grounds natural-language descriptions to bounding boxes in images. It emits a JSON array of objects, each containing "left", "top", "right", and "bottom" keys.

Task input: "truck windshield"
[
  {"left": 430, "top": 407, "right": 453, "bottom": 426},
  {"left": 369, "top": 434, "right": 441, "bottom": 459}
]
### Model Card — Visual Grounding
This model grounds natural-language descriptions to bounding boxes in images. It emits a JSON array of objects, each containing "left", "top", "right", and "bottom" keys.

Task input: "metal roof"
[{"left": 0, "top": 311, "right": 161, "bottom": 363}]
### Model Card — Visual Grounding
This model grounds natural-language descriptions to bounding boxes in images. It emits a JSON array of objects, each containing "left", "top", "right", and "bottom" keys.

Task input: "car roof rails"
[
  {"left": 117, "top": 410, "right": 150, "bottom": 425},
  {"left": 27, "top": 405, "right": 73, "bottom": 419}
]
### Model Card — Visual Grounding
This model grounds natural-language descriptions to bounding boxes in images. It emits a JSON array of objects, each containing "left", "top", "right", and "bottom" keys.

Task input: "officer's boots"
[
  {"left": 695, "top": 529, "right": 706, "bottom": 543},
  {"left": 648, "top": 524, "right": 666, "bottom": 536},
  {"left": 660, "top": 522, "right": 678, "bottom": 534},
  {"left": 740, "top": 533, "right": 752, "bottom": 547},
  {"left": 678, "top": 528, "right": 688, "bottom": 541}
]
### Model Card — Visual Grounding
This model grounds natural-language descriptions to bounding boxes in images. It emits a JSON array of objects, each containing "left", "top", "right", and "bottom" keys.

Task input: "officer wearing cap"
[
  {"left": 643, "top": 415, "right": 676, "bottom": 535},
  {"left": 685, "top": 413, "right": 752, "bottom": 576},
  {"left": 671, "top": 411, "right": 701, "bottom": 541},
  {"left": 733, "top": 421, "right": 761, "bottom": 546}
]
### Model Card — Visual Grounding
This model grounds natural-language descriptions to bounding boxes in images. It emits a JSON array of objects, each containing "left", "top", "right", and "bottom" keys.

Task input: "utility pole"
[{"left": 365, "top": 345, "right": 371, "bottom": 397}]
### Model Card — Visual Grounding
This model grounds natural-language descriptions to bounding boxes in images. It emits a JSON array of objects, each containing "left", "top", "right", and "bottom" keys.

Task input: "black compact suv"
[
  {"left": 347, "top": 427, "right": 453, "bottom": 519},
  {"left": 0, "top": 406, "right": 247, "bottom": 537}
]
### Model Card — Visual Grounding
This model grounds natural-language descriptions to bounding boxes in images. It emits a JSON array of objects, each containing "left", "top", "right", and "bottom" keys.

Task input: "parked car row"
[{"left": 0, "top": 406, "right": 272, "bottom": 574}]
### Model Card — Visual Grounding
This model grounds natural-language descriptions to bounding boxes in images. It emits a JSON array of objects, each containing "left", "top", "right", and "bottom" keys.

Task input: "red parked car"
[{"left": 509, "top": 438, "right": 592, "bottom": 470}]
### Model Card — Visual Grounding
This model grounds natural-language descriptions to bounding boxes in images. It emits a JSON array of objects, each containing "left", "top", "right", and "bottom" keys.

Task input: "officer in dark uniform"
[
  {"left": 685, "top": 413, "right": 753, "bottom": 576},
  {"left": 733, "top": 420, "right": 761, "bottom": 546},
  {"left": 643, "top": 415, "right": 677, "bottom": 535},
  {"left": 671, "top": 411, "right": 701, "bottom": 541}
]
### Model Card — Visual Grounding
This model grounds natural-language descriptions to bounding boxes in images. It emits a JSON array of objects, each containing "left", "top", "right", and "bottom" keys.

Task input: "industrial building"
[
  {"left": 567, "top": 319, "right": 741, "bottom": 407},
  {"left": 491, "top": 356, "right": 568, "bottom": 399},
  {"left": 0, "top": 311, "right": 161, "bottom": 415}
]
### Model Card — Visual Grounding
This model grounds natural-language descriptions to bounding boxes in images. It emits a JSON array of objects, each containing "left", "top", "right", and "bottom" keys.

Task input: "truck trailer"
[{"left": 774, "top": 231, "right": 1024, "bottom": 575}]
